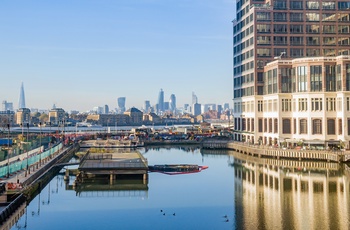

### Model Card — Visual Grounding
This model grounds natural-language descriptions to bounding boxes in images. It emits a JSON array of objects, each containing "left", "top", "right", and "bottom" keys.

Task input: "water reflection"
[{"left": 230, "top": 149, "right": 350, "bottom": 230}]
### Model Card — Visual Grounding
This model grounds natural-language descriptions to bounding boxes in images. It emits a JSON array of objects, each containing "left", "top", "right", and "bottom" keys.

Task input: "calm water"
[{"left": 11, "top": 147, "right": 350, "bottom": 230}]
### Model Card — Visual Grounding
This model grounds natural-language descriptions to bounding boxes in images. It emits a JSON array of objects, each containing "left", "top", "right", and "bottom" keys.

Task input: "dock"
[{"left": 77, "top": 151, "right": 148, "bottom": 184}]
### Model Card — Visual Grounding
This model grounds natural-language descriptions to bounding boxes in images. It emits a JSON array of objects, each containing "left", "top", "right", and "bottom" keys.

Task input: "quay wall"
[{"left": 202, "top": 140, "right": 350, "bottom": 163}]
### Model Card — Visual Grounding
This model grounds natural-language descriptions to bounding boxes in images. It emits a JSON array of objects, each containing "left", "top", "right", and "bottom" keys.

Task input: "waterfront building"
[
  {"left": 18, "top": 82, "right": 26, "bottom": 109},
  {"left": 143, "top": 113, "right": 161, "bottom": 124},
  {"left": 169, "top": 94, "right": 176, "bottom": 114},
  {"left": 86, "top": 114, "right": 128, "bottom": 126},
  {"left": 2, "top": 100, "right": 13, "bottom": 112},
  {"left": 117, "top": 97, "right": 126, "bottom": 114},
  {"left": 16, "top": 108, "right": 31, "bottom": 125},
  {"left": 124, "top": 107, "right": 143, "bottom": 125},
  {"left": 232, "top": 0, "right": 350, "bottom": 147},
  {"left": 48, "top": 108, "right": 65, "bottom": 125},
  {"left": 157, "top": 89, "right": 164, "bottom": 115},
  {"left": 0, "top": 110, "right": 15, "bottom": 126}
]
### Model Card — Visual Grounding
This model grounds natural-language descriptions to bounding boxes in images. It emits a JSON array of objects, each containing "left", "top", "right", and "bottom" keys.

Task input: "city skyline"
[{"left": 0, "top": 1, "right": 234, "bottom": 111}]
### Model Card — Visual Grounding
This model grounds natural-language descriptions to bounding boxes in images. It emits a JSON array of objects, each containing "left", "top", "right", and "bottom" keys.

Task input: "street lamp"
[
  {"left": 26, "top": 122, "right": 30, "bottom": 176},
  {"left": 6, "top": 124, "right": 10, "bottom": 178},
  {"left": 39, "top": 122, "right": 42, "bottom": 167}
]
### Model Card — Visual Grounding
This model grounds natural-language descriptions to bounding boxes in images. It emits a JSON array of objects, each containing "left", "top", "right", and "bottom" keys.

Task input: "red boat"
[{"left": 148, "top": 164, "right": 208, "bottom": 175}]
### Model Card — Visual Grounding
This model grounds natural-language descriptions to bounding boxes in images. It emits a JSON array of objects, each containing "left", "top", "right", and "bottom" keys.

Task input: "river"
[{"left": 11, "top": 147, "right": 350, "bottom": 230}]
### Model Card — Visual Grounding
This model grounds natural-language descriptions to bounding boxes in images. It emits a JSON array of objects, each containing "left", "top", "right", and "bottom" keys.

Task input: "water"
[{"left": 11, "top": 148, "right": 350, "bottom": 230}]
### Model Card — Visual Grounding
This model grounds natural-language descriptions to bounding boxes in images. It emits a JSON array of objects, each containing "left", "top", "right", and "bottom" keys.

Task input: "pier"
[{"left": 77, "top": 150, "right": 148, "bottom": 184}]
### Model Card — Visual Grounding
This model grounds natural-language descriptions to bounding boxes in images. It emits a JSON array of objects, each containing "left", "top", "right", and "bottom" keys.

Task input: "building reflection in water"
[{"left": 231, "top": 150, "right": 350, "bottom": 230}]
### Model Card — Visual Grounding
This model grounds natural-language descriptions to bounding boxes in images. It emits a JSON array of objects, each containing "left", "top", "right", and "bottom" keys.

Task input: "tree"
[{"left": 39, "top": 113, "right": 49, "bottom": 123}]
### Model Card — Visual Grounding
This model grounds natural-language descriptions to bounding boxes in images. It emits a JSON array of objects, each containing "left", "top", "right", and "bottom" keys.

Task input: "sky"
[{"left": 0, "top": 0, "right": 235, "bottom": 112}]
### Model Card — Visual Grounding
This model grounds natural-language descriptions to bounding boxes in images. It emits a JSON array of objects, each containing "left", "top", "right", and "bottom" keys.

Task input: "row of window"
[
  {"left": 257, "top": 36, "right": 350, "bottom": 46},
  {"left": 273, "top": 1, "right": 350, "bottom": 10},
  {"left": 257, "top": 12, "right": 350, "bottom": 22},
  {"left": 236, "top": 117, "right": 343, "bottom": 136},
  {"left": 234, "top": 97, "right": 350, "bottom": 113},
  {"left": 258, "top": 24, "right": 350, "bottom": 34}
]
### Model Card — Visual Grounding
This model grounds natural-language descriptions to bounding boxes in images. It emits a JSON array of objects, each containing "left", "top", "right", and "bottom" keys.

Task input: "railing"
[
  {"left": 0, "top": 143, "right": 63, "bottom": 178},
  {"left": 227, "top": 142, "right": 346, "bottom": 163}
]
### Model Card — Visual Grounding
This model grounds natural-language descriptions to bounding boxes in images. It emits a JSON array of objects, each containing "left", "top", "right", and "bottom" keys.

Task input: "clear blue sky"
[{"left": 0, "top": 0, "right": 234, "bottom": 112}]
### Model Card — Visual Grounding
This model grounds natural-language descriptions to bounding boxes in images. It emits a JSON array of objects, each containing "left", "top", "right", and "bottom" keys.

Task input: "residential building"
[
  {"left": 49, "top": 108, "right": 66, "bottom": 125},
  {"left": 232, "top": 0, "right": 350, "bottom": 148},
  {"left": 16, "top": 108, "right": 31, "bottom": 125}
]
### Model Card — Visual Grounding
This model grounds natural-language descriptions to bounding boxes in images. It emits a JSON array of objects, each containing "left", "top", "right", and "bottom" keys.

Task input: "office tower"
[
  {"left": 144, "top": 100, "right": 151, "bottom": 113},
  {"left": 224, "top": 103, "right": 229, "bottom": 111},
  {"left": 193, "top": 103, "right": 201, "bottom": 116},
  {"left": 117, "top": 97, "right": 126, "bottom": 114},
  {"left": 104, "top": 105, "right": 109, "bottom": 114},
  {"left": 169, "top": 94, "right": 176, "bottom": 114},
  {"left": 18, "top": 82, "right": 26, "bottom": 109},
  {"left": 232, "top": 0, "right": 350, "bottom": 147},
  {"left": 217, "top": 105, "right": 223, "bottom": 115},
  {"left": 2, "top": 100, "right": 13, "bottom": 112},
  {"left": 157, "top": 89, "right": 164, "bottom": 114},
  {"left": 192, "top": 92, "right": 198, "bottom": 104},
  {"left": 164, "top": 102, "right": 169, "bottom": 111}
]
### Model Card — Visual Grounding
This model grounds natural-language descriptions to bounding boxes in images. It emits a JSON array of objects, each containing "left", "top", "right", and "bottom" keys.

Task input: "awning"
[
  {"left": 303, "top": 140, "right": 325, "bottom": 144},
  {"left": 326, "top": 140, "right": 340, "bottom": 144}
]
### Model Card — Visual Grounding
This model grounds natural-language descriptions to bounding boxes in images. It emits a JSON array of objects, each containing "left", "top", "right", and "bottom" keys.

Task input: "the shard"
[{"left": 18, "top": 82, "right": 26, "bottom": 109}]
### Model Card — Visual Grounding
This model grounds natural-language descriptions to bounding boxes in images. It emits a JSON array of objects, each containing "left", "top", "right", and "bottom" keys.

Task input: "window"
[
  {"left": 297, "top": 66, "right": 307, "bottom": 92},
  {"left": 282, "top": 119, "right": 291, "bottom": 134},
  {"left": 300, "top": 119, "right": 308, "bottom": 134},
  {"left": 281, "top": 68, "right": 292, "bottom": 93},
  {"left": 269, "top": 118, "right": 272, "bottom": 133},
  {"left": 290, "top": 1, "right": 303, "bottom": 10},
  {"left": 274, "top": 118, "right": 278, "bottom": 134},
  {"left": 306, "top": 1, "right": 319, "bottom": 9},
  {"left": 347, "top": 64, "right": 350, "bottom": 90},
  {"left": 274, "top": 13, "right": 287, "bottom": 21},
  {"left": 257, "top": 12, "right": 271, "bottom": 21},
  {"left": 274, "top": 25, "right": 287, "bottom": 34},
  {"left": 327, "top": 119, "right": 336, "bottom": 135},
  {"left": 306, "top": 13, "right": 320, "bottom": 21},
  {"left": 257, "top": 24, "right": 271, "bottom": 33},
  {"left": 325, "top": 65, "right": 336, "bottom": 91},
  {"left": 306, "top": 25, "right": 320, "bottom": 33},
  {"left": 258, "top": 100, "right": 263, "bottom": 112},
  {"left": 290, "top": 13, "right": 303, "bottom": 22},
  {"left": 339, "top": 119, "right": 342, "bottom": 135},
  {"left": 298, "top": 98, "right": 308, "bottom": 111},
  {"left": 339, "top": 2, "right": 350, "bottom": 10},
  {"left": 306, "top": 37, "right": 320, "bottom": 46},
  {"left": 311, "top": 98, "right": 323, "bottom": 111},
  {"left": 282, "top": 99, "right": 292, "bottom": 112},
  {"left": 313, "top": 119, "right": 322, "bottom": 134},
  {"left": 290, "top": 25, "right": 303, "bottom": 33},
  {"left": 326, "top": 98, "right": 336, "bottom": 111},
  {"left": 310, "top": 65, "right": 322, "bottom": 91},
  {"left": 264, "top": 118, "right": 267, "bottom": 132},
  {"left": 258, "top": 118, "right": 263, "bottom": 132}
]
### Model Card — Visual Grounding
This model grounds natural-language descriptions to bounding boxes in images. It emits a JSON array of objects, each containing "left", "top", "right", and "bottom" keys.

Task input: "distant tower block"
[
  {"left": 117, "top": 97, "right": 126, "bottom": 114},
  {"left": 18, "top": 82, "right": 26, "bottom": 109}
]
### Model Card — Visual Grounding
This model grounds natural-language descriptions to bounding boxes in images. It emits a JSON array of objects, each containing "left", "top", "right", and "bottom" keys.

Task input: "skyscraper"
[
  {"left": 169, "top": 94, "right": 176, "bottom": 114},
  {"left": 157, "top": 89, "right": 164, "bottom": 114},
  {"left": 232, "top": 0, "right": 350, "bottom": 147},
  {"left": 18, "top": 82, "right": 26, "bottom": 109},
  {"left": 117, "top": 97, "right": 126, "bottom": 114},
  {"left": 144, "top": 100, "right": 151, "bottom": 113},
  {"left": 192, "top": 92, "right": 198, "bottom": 104}
]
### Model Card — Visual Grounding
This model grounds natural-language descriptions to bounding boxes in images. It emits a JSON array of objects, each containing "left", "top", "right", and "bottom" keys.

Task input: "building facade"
[
  {"left": 232, "top": 0, "right": 350, "bottom": 147},
  {"left": 49, "top": 108, "right": 66, "bottom": 125},
  {"left": 16, "top": 108, "right": 31, "bottom": 125}
]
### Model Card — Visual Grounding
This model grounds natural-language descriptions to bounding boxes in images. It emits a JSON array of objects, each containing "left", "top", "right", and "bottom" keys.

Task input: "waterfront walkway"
[{"left": 202, "top": 139, "right": 350, "bottom": 163}]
